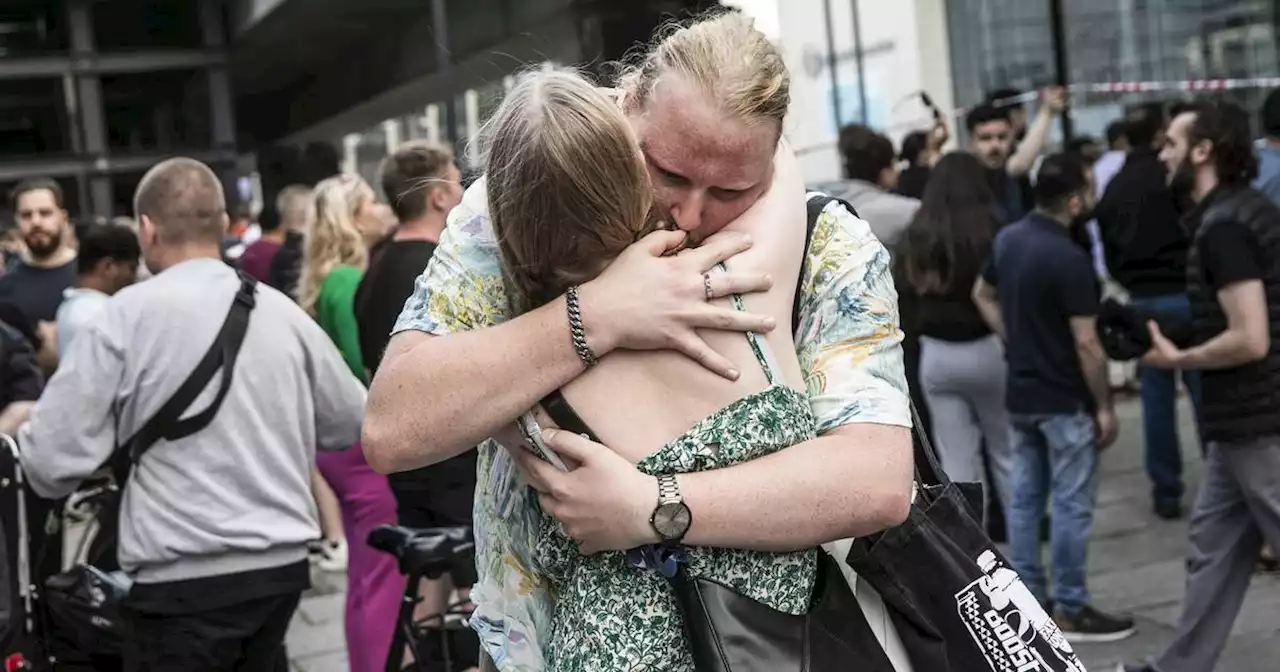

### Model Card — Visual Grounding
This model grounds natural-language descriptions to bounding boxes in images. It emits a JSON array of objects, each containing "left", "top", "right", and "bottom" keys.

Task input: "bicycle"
[{"left": 368, "top": 525, "right": 480, "bottom": 672}]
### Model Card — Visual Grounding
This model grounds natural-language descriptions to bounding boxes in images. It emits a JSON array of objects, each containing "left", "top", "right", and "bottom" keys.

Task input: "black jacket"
[
  {"left": 267, "top": 231, "right": 304, "bottom": 302},
  {"left": 1186, "top": 186, "right": 1280, "bottom": 442},
  {"left": 0, "top": 319, "right": 43, "bottom": 407},
  {"left": 1095, "top": 149, "right": 1190, "bottom": 297}
]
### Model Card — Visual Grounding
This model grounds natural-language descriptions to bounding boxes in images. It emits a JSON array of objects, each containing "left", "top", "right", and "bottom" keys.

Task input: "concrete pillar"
[
  {"left": 200, "top": 0, "right": 236, "bottom": 151},
  {"left": 68, "top": 0, "right": 112, "bottom": 219},
  {"left": 430, "top": 0, "right": 460, "bottom": 145}
]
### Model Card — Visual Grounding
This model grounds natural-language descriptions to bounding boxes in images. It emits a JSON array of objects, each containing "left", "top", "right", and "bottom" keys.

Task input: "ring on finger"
[{"left": 703, "top": 272, "right": 714, "bottom": 301}]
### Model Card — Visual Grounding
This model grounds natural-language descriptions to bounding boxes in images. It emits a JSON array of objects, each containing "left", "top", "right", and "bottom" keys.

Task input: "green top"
[{"left": 315, "top": 265, "right": 366, "bottom": 384}]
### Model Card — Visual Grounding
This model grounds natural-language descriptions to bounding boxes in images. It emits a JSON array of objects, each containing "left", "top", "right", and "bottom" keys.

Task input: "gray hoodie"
[
  {"left": 19, "top": 258, "right": 366, "bottom": 584},
  {"left": 816, "top": 179, "right": 920, "bottom": 251}
]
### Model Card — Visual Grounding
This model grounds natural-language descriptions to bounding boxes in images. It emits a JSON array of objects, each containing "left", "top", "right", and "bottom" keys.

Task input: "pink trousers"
[{"left": 317, "top": 443, "right": 406, "bottom": 672}]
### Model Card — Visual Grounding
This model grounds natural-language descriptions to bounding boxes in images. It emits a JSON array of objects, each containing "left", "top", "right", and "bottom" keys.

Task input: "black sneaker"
[
  {"left": 1054, "top": 605, "right": 1136, "bottom": 643},
  {"left": 1115, "top": 664, "right": 1155, "bottom": 672}
]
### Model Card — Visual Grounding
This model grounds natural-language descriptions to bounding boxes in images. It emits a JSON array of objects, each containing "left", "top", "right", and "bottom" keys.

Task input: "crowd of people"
[
  {"left": 831, "top": 83, "right": 1280, "bottom": 671},
  {"left": 2, "top": 7, "right": 1280, "bottom": 672},
  {"left": 0, "top": 142, "right": 472, "bottom": 671}
]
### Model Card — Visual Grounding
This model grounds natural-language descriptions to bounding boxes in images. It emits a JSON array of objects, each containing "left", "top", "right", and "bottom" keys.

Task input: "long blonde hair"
[
  {"left": 483, "top": 68, "right": 659, "bottom": 314},
  {"left": 617, "top": 9, "right": 790, "bottom": 133},
  {"left": 298, "top": 173, "right": 369, "bottom": 315}
]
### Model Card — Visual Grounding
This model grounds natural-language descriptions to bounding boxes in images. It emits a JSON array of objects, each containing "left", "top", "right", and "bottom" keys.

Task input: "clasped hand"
[
  {"left": 504, "top": 425, "right": 660, "bottom": 555},
  {"left": 579, "top": 228, "right": 776, "bottom": 380}
]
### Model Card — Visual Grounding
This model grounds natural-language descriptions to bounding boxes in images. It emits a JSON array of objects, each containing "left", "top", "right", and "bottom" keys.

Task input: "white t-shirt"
[{"left": 55, "top": 286, "right": 109, "bottom": 356}]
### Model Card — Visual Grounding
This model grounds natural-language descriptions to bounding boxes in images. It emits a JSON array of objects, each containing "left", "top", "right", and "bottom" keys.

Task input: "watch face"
[{"left": 653, "top": 502, "right": 692, "bottom": 540}]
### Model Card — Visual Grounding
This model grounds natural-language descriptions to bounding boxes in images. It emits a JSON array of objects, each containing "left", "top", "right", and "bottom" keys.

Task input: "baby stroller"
[{"left": 1, "top": 433, "right": 129, "bottom": 671}]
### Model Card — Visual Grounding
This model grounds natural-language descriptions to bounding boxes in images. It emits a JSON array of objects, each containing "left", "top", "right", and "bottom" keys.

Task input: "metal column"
[
  {"left": 200, "top": 0, "right": 236, "bottom": 152},
  {"left": 850, "top": 0, "right": 868, "bottom": 125},
  {"left": 431, "top": 0, "right": 460, "bottom": 155},
  {"left": 68, "top": 0, "right": 112, "bottom": 220},
  {"left": 821, "top": 0, "right": 842, "bottom": 131},
  {"left": 200, "top": 0, "right": 239, "bottom": 209},
  {"left": 1048, "top": 0, "right": 1073, "bottom": 140}
]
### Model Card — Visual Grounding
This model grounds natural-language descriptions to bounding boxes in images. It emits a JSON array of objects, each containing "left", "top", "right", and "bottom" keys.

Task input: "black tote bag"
[{"left": 844, "top": 405, "right": 1088, "bottom": 672}]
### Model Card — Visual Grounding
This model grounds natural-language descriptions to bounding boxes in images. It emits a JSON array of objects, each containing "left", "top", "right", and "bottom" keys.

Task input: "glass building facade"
[
  {"left": 338, "top": 72, "right": 532, "bottom": 198},
  {"left": 948, "top": 0, "right": 1280, "bottom": 139},
  {"left": 0, "top": 0, "right": 237, "bottom": 222}
]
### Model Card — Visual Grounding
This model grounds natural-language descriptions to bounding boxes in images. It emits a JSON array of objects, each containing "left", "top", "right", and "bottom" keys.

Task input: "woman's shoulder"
[
  {"left": 324, "top": 264, "right": 364, "bottom": 287},
  {"left": 318, "top": 265, "right": 364, "bottom": 306}
]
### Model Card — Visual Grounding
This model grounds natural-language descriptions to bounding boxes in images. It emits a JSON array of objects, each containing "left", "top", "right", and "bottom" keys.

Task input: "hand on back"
[{"left": 579, "top": 229, "right": 775, "bottom": 381}]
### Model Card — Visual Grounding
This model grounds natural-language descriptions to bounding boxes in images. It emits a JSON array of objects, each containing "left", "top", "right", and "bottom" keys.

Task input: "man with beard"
[
  {"left": 1121, "top": 102, "right": 1280, "bottom": 672},
  {"left": 0, "top": 178, "right": 77, "bottom": 373},
  {"left": 0, "top": 179, "right": 76, "bottom": 320},
  {"left": 1095, "top": 106, "right": 1201, "bottom": 521},
  {"left": 973, "top": 152, "right": 1136, "bottom": 642}
]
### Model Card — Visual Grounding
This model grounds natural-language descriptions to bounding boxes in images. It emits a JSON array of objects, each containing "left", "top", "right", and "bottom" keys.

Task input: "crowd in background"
[
  {"left": 0, "top": 140, "right": 473, "bottom": 671},
  {"left": 827, "top": 86, "right": 1280, "bottom": 670}
]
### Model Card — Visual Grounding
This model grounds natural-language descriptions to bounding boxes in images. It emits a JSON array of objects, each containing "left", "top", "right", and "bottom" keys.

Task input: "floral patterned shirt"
[{"left": 392, "top": 177, "right": 911, "bottom": 671}]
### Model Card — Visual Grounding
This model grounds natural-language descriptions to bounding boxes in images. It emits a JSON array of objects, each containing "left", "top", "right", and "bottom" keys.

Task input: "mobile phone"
[{"left": 517, "top": 412, "right": 570, "bottom": 472}]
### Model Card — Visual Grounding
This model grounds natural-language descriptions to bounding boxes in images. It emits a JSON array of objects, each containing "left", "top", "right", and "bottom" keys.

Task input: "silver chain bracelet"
[{"left": 566, "top": 286, "right": 598, "bottom": 367}]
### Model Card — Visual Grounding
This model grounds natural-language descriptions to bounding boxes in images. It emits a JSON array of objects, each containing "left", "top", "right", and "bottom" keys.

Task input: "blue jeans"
[
  {"left": 1008, "top": 411, "right": 1100, "bottom": 616},
  {"left": 1131, "top": 294, "right": 1204, "bottom": 507}
]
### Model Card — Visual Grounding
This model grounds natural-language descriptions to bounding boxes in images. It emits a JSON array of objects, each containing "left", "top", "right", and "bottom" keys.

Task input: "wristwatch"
[{"left": 650, "top": 474, "right": 692, "bottom": 544}]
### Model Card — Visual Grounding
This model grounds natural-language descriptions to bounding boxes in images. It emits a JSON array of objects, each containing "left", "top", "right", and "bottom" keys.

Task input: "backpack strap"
[{"left": 796, "top": 193, "right": 858, "bottom": 335}]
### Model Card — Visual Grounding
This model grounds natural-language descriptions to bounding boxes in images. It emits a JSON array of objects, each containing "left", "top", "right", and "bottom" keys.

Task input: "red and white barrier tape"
[
  {"left": 795, "top": 76, "right": 1280, "bottom": 155},
  {"left": 974, "top": 76, "right": 1280, "bottom": 114}
]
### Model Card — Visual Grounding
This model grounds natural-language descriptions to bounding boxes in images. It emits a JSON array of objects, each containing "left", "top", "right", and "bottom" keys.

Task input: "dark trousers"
[
  {"left": 1130, "top": 293, "right": 1205, "bottom": 508},
  {"left": 124, "top": 590, "right": 300, "bottom": 672}
]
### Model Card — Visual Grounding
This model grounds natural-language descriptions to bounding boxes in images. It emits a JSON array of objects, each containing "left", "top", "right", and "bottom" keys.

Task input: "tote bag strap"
[{"left": 909, "top": 400, "right": 948, "bottom": 490}]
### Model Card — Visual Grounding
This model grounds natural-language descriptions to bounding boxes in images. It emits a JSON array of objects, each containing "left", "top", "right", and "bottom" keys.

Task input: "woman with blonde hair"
[{"left": 300, "top": 173, "right": 403, "bottom": 671}]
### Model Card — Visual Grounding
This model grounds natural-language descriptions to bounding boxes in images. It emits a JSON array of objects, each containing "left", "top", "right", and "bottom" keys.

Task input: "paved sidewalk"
[
  {"left": 287, "top": 397, "right": 1280, "bottom": 671},
  {"left": 287, "top": 567, "right": 348, "bottom": 672}
]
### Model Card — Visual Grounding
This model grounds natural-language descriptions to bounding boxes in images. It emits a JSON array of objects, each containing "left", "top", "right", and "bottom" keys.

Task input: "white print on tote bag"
[{"left": 953, "top": 550, "right": 1087, "bottom": 672}]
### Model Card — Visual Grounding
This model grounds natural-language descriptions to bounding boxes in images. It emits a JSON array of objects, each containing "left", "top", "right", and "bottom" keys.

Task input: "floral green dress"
[{"left": 536, "top": 286, "right": 820, "bottom": 671}]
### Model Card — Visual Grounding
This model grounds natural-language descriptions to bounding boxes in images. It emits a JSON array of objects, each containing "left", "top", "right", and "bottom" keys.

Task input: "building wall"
[{"left": 771, "top": 0, "right": 956, "bottom": 182}]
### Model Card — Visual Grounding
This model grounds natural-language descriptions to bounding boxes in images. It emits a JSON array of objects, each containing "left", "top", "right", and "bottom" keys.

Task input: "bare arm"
[
  {"left": 1069, "top": 315, "right": 1111, "bottom": 412},
  {"left": 364, "top": 298, "right": 583, "bottom": 473},
  {"left": 1006, "top": 87, "right": 1066, "bottom": 177},
  {"left": 973, "top": 277, "right": 1005, "bottom": 339},
  {"left": 1166, "top": 281, "right": 1269, "bottom": 370},
  {"left": 528, "top": 422, "right": 913, "bottom": 554},
  {"left": 679, "top": 424, "right": 912, "bottom": 551}
]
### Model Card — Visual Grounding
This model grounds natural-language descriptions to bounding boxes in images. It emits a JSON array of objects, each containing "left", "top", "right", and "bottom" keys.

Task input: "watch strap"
[{"left": 657, "top": 474, "right": 682, "bottom": 506}]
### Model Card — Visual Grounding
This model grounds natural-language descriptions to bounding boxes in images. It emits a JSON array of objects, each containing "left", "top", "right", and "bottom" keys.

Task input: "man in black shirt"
[
  {"left": 967, "top": 89, "right": 1064, "bottom": 227},
  {"left": 1095, "top": 106, "right": 1203, "bottom": 520},
  {"left": 0, "top": 178, "right": 77, "bottom": 374},
  {"left": 1124, "top": 102, "right": 1280, "bottom": 672},
  {"left": 355, "top": 140, "right": 469, "bottom": 616},
  {"left": 973, "top": 153, "right": 1136, "bottom": 643}
]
